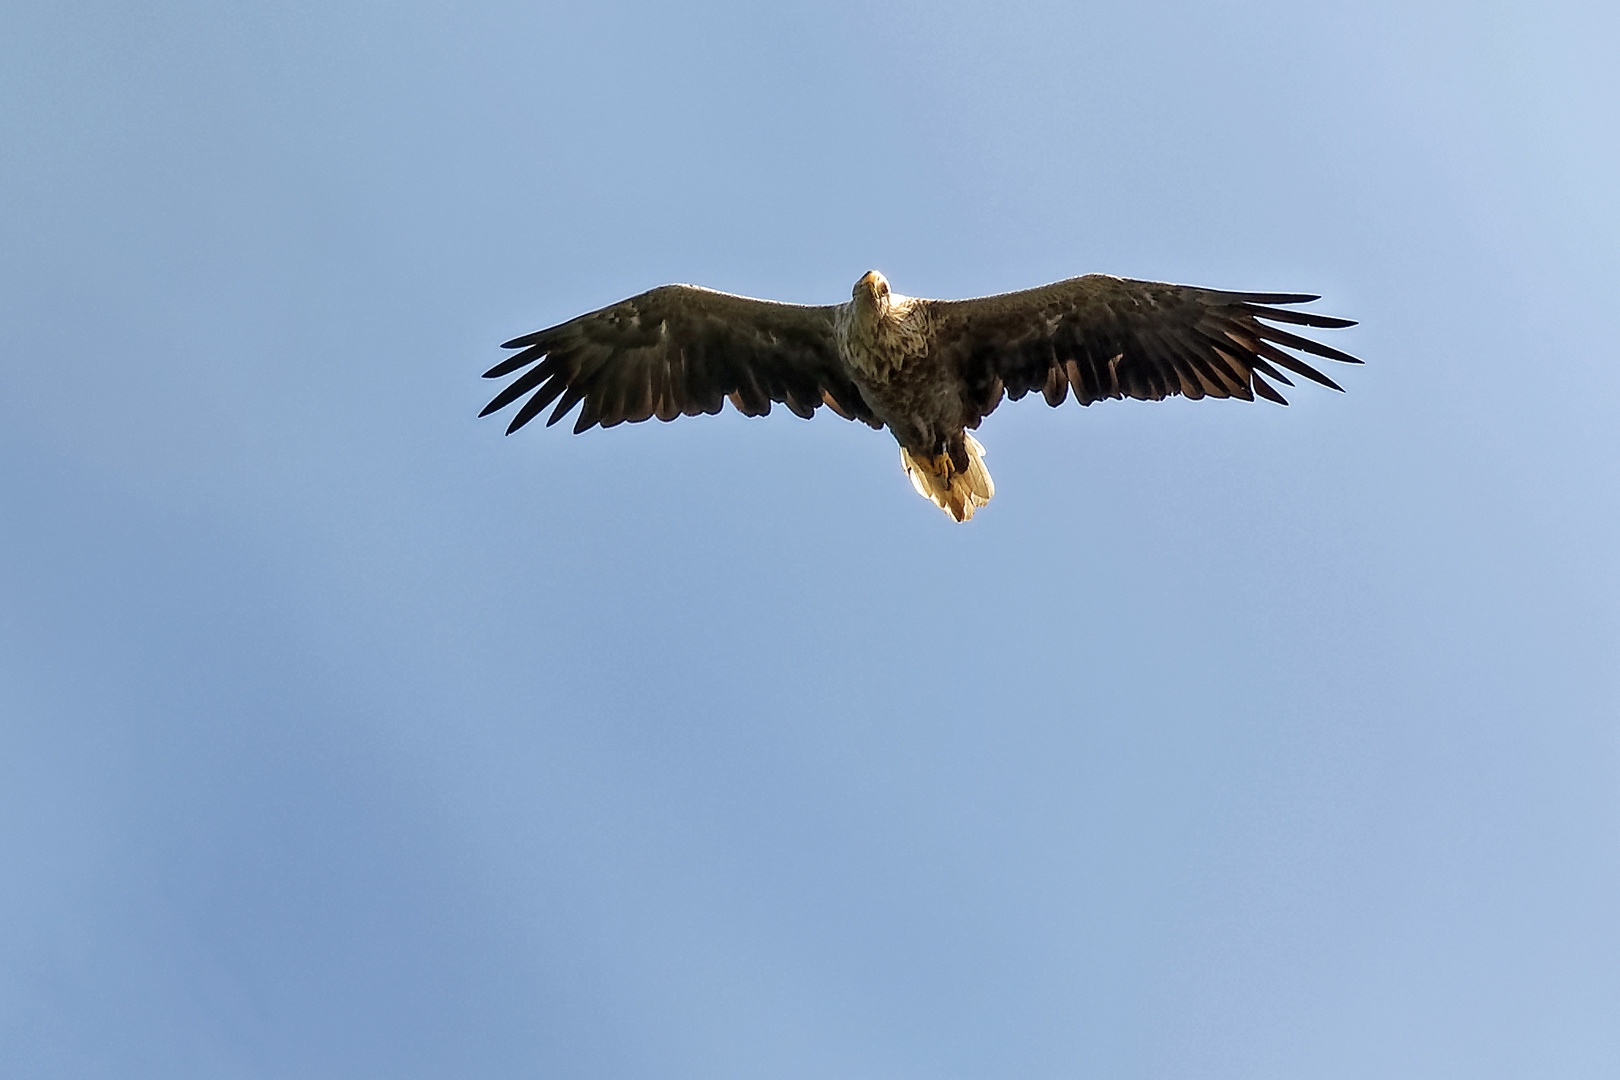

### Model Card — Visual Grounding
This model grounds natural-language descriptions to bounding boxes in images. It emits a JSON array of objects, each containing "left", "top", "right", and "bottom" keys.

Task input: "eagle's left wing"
[
  {"left": 482, "top": 284, "right": 878, "bottom": 434},
  {"left": 926, "top": 274, "right": 1360, "bottom": 421}
]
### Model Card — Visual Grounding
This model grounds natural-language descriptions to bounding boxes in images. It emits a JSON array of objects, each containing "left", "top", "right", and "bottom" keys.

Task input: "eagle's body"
[
  {"left": 481, "top": 270, "right": 1361, "bottom": 520},
  {"left": 836, "top": 273, "right": 993, "bottom": 518}
]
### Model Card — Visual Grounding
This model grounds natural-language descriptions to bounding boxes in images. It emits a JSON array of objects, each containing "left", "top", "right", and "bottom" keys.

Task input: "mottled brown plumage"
[{"left": 481, "top": 271, "right": 1361, "bottom": 520}]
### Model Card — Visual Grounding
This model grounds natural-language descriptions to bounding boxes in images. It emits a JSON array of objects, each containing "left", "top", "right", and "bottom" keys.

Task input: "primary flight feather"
[{"left": 481, "top": 271, "right": 1361, "bottom": 520}]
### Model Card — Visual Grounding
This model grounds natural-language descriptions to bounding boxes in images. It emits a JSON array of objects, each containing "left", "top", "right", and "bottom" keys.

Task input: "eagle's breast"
[
  {"left": 835, "top": 294, "right": 932, "bottom": 381},
  {"left": 834, "top": 293, "right": 970, "bottom": 452}
]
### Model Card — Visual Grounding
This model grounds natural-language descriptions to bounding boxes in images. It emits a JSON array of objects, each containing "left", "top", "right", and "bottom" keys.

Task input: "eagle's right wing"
[
  {"left": 926, "top": 274, "right": 1361, "bottom": 421},
  {"left": 482, "top": 285, "right": 879, "bottom": 434}
]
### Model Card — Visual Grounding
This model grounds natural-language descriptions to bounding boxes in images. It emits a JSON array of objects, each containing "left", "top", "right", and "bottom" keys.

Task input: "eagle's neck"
[{"left": 837, "top": 294, "right": 930, "bottom": 380}]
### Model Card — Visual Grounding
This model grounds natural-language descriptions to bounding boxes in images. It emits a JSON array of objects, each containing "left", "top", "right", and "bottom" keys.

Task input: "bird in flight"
[{"left": 481, "top": 271, "right": 1360, "bottom": 521}]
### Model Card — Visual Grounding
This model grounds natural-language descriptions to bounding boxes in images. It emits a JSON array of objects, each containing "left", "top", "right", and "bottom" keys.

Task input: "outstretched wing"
[
  {"left": 481, "top": 285, "right": 877, "bottom": 434},
  {"left": 927, "top": 274, "right": 1360, "bottom": 420}
]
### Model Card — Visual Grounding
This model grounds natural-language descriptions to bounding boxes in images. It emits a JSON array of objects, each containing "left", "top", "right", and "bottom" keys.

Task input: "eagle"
[{"left": 481, "top": 271, "right": 1360, "bottom": 521}]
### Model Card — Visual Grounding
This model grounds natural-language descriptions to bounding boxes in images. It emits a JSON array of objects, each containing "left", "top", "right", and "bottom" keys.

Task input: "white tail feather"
[{"left": 899, "top": 434, "right": 995, "bottom": 522}]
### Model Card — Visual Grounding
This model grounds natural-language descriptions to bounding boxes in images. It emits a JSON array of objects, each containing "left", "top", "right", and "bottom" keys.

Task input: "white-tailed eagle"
[{"left": 481, "top": 272, "right": 1360, "bottom": 521}]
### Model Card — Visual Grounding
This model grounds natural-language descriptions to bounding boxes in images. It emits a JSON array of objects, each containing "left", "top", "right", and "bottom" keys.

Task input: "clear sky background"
[{"left": 3, "top": 1, "right": 1617, "bottom": 1077}]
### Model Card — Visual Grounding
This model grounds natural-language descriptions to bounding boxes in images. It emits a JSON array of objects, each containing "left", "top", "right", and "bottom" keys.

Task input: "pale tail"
[{"left": 900, "top": 434, "right": 995, "bottom": 522}]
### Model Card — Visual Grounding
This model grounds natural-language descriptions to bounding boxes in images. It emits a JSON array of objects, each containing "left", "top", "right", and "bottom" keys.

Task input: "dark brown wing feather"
[
  {"left": 927, "top": 274, "right": 1360, "bottom": 422},
  {"left": 481, "top": 285, "right": 877, "bottom": 434}
]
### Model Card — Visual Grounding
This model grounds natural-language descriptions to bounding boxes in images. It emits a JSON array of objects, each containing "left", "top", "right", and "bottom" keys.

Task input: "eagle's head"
[{"left": 853, "top": 269, "right": 891, "bottom": 311}]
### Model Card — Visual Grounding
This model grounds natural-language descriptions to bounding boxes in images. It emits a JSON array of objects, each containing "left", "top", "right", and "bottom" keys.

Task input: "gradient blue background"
[{"left": 3, "top": 2, "right": 1617, "bottom": 1076}]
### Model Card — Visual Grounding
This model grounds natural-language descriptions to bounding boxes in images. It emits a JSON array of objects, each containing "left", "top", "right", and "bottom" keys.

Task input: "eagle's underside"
[{"left": 481, "top": 271, "right": 1361, "bottom": 521}]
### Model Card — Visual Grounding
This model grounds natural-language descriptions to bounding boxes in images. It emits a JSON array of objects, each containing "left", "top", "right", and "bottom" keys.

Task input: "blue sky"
[{"left": 3, "top": 1, "right": 1618, "bottom": 1076}]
